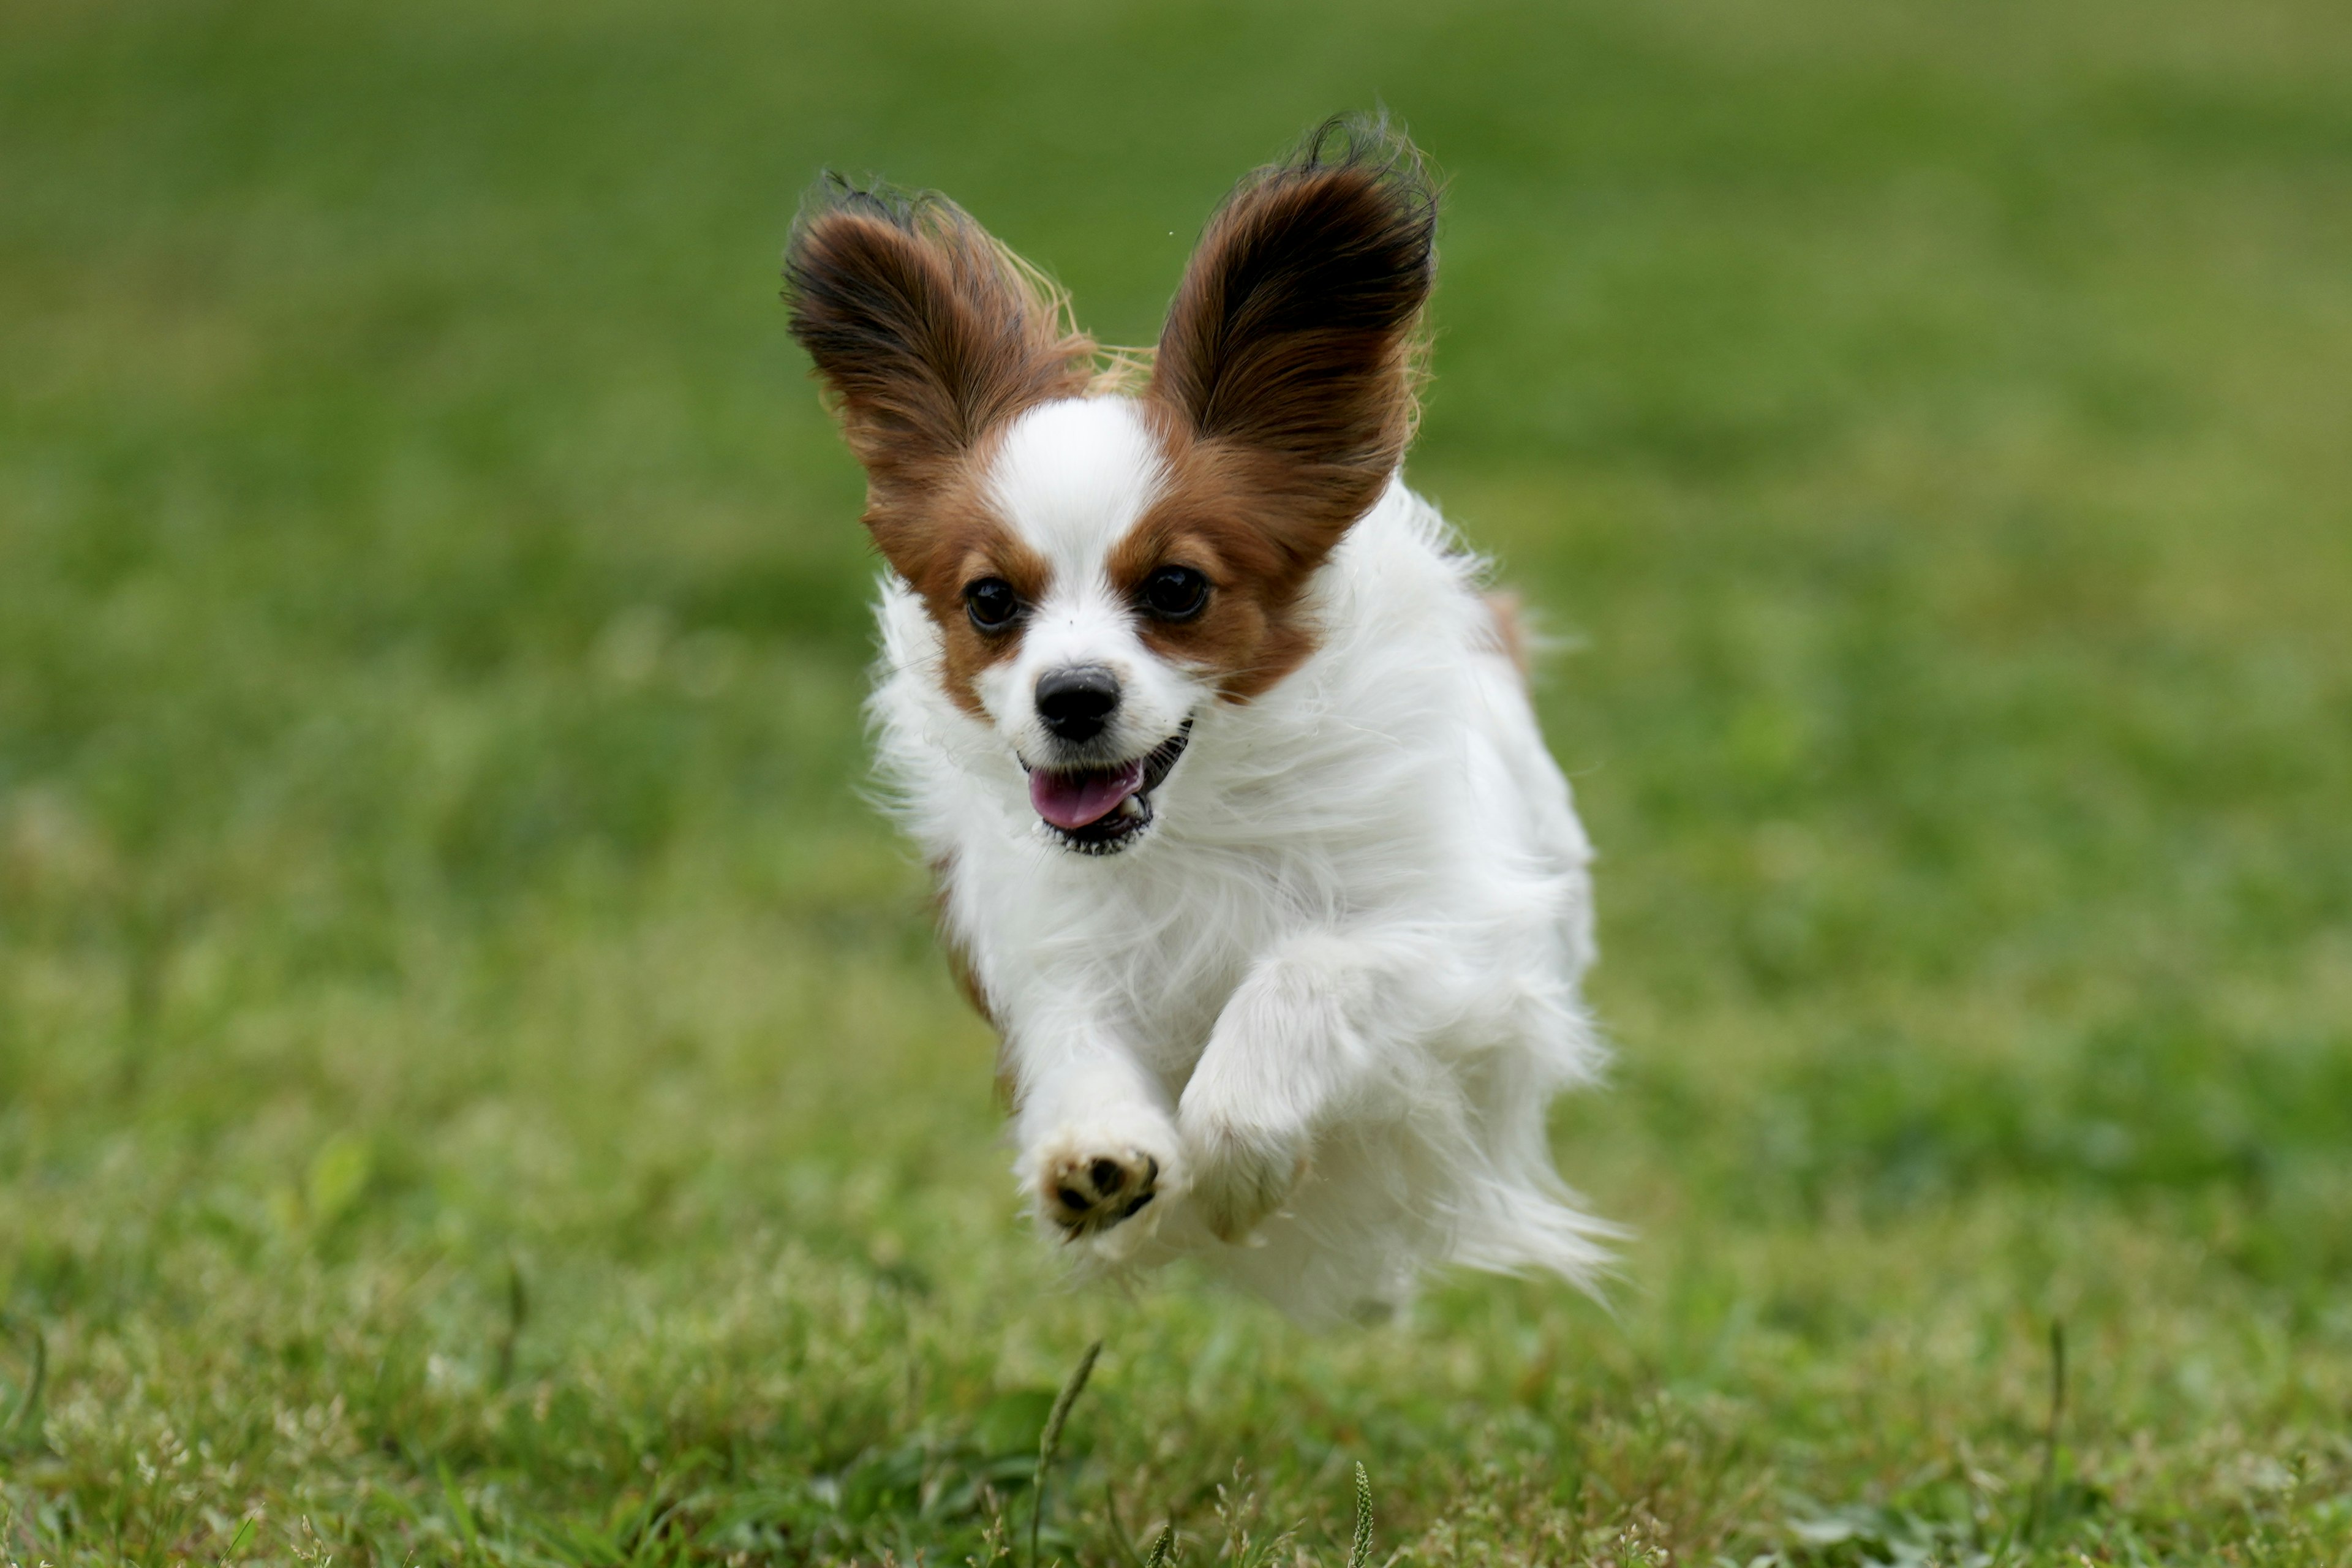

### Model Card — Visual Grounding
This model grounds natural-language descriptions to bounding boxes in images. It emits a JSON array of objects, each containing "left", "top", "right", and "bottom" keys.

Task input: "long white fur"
[{"left": 869, "top": 395, "right": 1611, "bottom": 1324}]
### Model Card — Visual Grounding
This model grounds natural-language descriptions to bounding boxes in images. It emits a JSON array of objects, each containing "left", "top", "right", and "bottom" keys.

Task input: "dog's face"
[{"left": 785, "top": 121, "right": 1435, "bottom": 853}]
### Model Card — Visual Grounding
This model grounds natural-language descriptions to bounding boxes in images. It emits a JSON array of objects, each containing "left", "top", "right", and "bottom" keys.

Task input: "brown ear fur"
[
  {"left": 1147, "top": 117, "right": 1438, "bottom": 568},
  {"left": 783, "top": 181, "right": 1096, "bottom": 566}
]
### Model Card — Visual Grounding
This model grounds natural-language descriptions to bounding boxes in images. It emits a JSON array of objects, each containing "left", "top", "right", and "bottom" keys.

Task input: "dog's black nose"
[{"left": 1036, "top": 665, "right": 1120, "bottom": 743}]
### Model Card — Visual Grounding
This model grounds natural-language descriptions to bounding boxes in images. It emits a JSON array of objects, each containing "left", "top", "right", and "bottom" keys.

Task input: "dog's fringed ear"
[
  {"left": 1150, "top": 116, "right": 1436, "bottom": 521},
  {"left": 785, "top": 181, "right": 1096, "bottom": 493}
]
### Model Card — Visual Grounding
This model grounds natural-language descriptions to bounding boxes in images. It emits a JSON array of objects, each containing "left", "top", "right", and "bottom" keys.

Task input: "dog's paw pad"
[{"left": 1043, "top": 1148, "right": 1160, "bottom": 1238}]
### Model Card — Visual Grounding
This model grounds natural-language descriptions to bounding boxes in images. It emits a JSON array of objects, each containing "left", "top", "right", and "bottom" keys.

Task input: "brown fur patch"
[
  {"left": 1135, "top": 117, "right": 1438, "bottom": 700},
  {"left": 1483, "top": 590, "right": 1532, "bottom": 680},
  {"left": 930, "top": 857, "right": 998, "bottom": 1025},
  {"left": 929, "top": 857, "right": 1016, "bottom": 1106},
  {"left": 783, "top": 182, "right": 1093, "bottom": 609},
  {"left": 865, "top": 453, "right": 1052, "bottom": 717},
  {"left": 1106, "top": 420, "right": 1334, "bottom": 699},
  {"left": 1149, "top": 118, "right": 1433, "bottom": 484}
]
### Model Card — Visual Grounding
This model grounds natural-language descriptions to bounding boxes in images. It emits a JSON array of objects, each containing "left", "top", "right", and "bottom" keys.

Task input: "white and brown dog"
[{"left": 785, "top": 118, "right": 1608, "bottom": 1322}]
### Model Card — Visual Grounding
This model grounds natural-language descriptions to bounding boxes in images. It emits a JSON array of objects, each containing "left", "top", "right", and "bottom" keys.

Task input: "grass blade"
[
  {"left": 494, "top": 1253, "right": 529, "bottom": 1389},
  {"left": 2024, "top": 1317, "right": 2069, "bottom": 1542},
  {"left": 440, "top": 1460, "right": 481, "bottom": 1559},
  {"left": 1347, "top": 1462, "right": 1373, "bottom": 1568},
  {"left": 215, "top": 1513, "right": 258, "bottom": 1565},
  {"left": 0, "top": 1314, "right": 45, "bottom": 1447},
  {"left": 1030, "top": 1338, "right": 1102, "bottom": 1568}
]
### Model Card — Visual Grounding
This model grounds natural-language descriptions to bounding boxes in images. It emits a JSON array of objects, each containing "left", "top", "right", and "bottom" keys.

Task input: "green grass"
[{"left": 5, "top": 0, "right": 2351, "bottom": 1561}]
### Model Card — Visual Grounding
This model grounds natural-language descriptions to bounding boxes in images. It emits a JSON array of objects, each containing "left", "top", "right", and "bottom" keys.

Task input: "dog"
[{"left": 783, "top": 117, "right": 1609, "bottom": 1322}]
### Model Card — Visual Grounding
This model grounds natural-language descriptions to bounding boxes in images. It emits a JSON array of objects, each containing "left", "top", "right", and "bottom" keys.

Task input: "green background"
[{"left": 4, "top": 0, "right": 2349, "bottom": 1561}]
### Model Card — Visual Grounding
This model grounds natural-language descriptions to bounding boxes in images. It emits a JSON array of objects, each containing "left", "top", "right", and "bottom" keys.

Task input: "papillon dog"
[{"left": 784, "top": 118, "right": 1610, "bottom": 1322}]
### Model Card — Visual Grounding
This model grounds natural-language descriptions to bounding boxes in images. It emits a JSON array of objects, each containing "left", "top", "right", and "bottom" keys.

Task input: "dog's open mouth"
[{"left": 1025, "top": 721, "right": 1193, "bottom": 854}]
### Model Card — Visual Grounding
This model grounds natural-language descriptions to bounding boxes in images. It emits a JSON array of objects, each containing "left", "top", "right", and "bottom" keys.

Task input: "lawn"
[{"left": 4, "top": 0, "right": 2351, "bottom": 1562}]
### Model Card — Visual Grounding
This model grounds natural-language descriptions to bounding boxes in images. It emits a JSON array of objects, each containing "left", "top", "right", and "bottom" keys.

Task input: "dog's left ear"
[{"left": 1150, "top": 116, "right": 1437, "bottom": 559}]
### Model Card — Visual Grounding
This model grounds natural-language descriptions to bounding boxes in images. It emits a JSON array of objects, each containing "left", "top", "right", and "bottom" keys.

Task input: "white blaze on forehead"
[{"left": 986, "top": 398, "right": 1166, "bottom": 582}]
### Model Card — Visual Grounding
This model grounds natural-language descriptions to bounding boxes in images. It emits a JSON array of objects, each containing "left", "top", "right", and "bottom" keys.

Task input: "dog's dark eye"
[
  {"left": 965, "top": 577, "right": 1021, "bottom": 631},
  {"left": 1139, "top": 565, "right": 1210, "bottom": 621}
]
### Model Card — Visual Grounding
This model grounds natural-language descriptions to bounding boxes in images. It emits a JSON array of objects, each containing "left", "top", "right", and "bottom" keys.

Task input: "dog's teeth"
[{"left": 1116, "top": 796, "right": 1144, "bottom": 818}]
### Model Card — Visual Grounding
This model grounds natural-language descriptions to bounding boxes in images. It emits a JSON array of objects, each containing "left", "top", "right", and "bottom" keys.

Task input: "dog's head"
[{"left": 785, "top": 118, "right": 1436, "bottom": 853}]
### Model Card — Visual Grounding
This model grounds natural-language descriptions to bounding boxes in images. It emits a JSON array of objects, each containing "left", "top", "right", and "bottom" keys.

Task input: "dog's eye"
[
  {"left": 965, "top": 577, "right": 1022, "bottom": 631},
  {"left": 1139, "top": 565, "right": 1210, "bottom": 621}
]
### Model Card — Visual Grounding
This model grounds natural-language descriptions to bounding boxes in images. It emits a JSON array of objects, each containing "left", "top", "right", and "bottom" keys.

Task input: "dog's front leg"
[
  {"left": 1009, "top": 1012, "right": 1180, "bottom": 1254},
  {"left": 1178, "top": 930, "right": 1404, "bottom": 1242}
]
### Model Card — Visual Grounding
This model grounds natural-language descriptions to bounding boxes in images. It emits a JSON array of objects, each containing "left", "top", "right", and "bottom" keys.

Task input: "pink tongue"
[{"left": 1030, "top": 760, "right": 1146, "bottom": 831}]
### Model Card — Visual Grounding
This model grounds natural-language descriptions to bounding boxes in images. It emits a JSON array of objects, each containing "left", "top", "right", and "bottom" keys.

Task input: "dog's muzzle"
[{"left": 1023, "top": 720, "right": 1193, "bottom": 854}]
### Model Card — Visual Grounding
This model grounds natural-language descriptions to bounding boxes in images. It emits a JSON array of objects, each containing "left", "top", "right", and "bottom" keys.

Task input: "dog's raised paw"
[{"left": 1041, "top": 1147, "right": 1161, "bottom": 1239}]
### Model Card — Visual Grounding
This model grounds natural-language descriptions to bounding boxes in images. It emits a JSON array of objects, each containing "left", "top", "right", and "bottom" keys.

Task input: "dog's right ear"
[{"left": 784, "top": 182, "right": 1096, "bottom": 495}]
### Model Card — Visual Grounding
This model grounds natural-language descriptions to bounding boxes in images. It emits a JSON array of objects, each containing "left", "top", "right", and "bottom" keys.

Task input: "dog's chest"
[{"left": 1027, "top": 851, "right": 1305, "bottom": 1069}]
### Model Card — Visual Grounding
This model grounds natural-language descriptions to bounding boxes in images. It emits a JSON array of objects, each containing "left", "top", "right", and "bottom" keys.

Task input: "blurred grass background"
[{"left": 4, "top": 0, "right": 2351, "bottom": 1561}]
